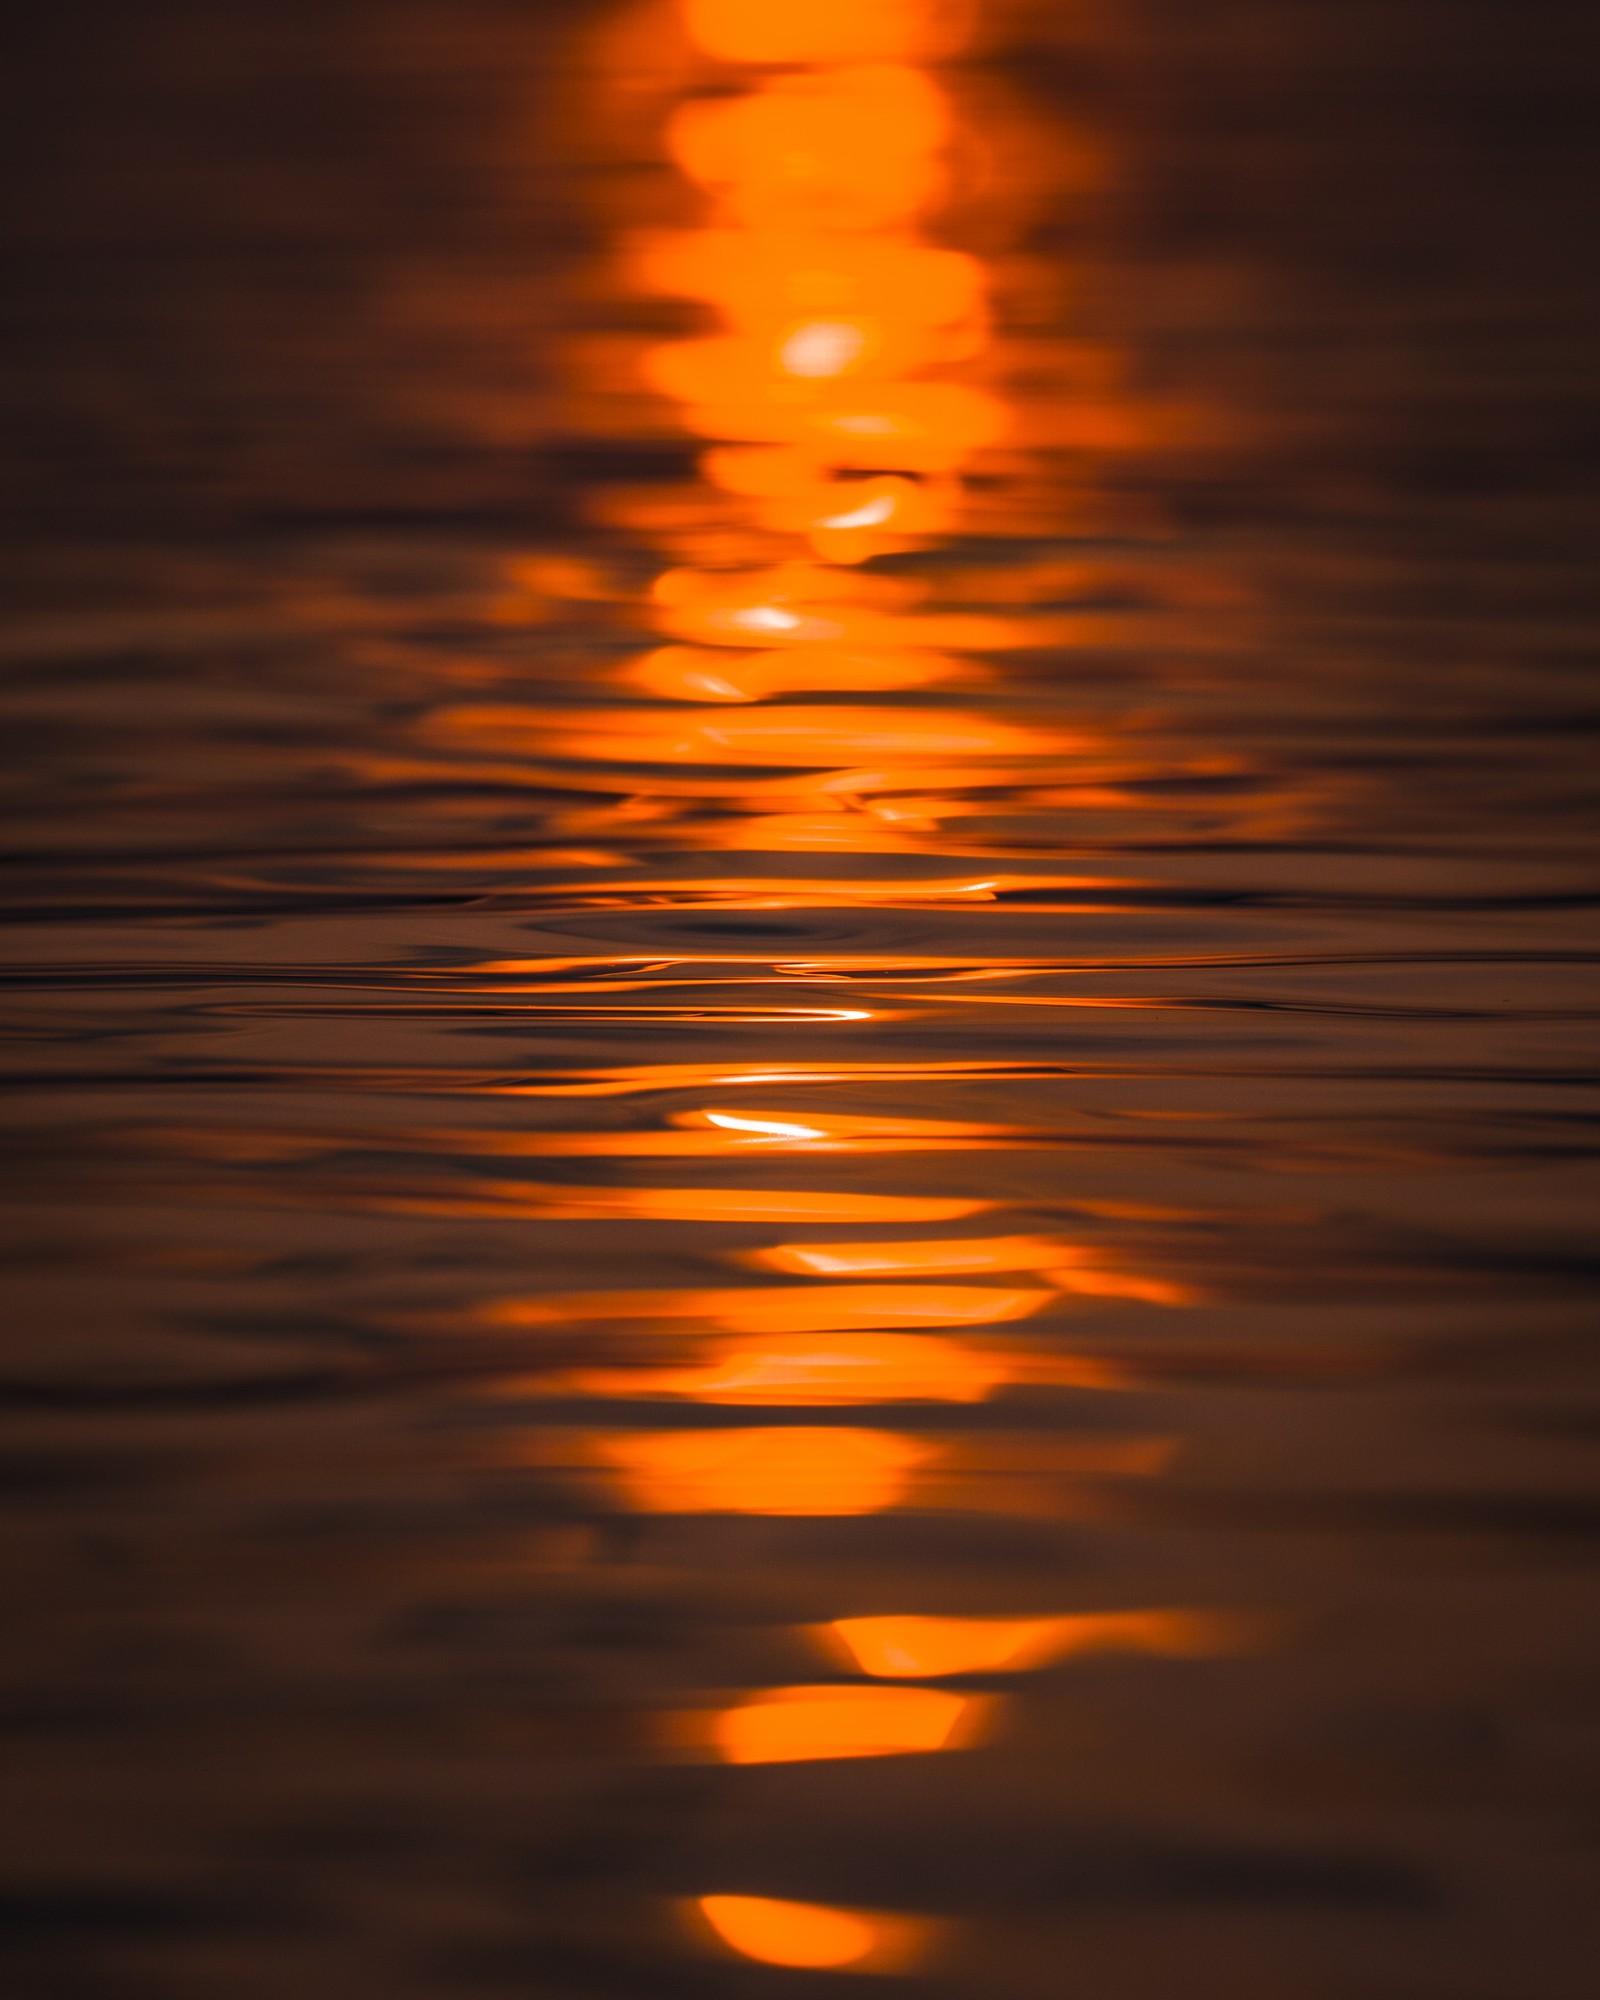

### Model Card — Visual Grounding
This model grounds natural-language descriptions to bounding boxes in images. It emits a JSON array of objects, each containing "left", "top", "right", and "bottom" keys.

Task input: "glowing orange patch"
[
  {"left": 429, "top": 704, "right": 1044, "bottom": 768},
  {"left": 695, "top": 1894, "right": 925, "bottom": 1970},
  {"left": 486, "top": 1283, "right": 1050, "bottom": 1334},
  {"left": 568, "top": 1330, "right": 1011, "bottom": 1404},
  {"left": 618, "top": 643, "right": 966, "bottom": 703},
  {"left": 680, "top": 0, "right": 972, "bottom": 66},
  {"left": 667, "top": 67, "right": 951, "bottom": 232},
  {"left": 530, "top": 1187, "right": 993, "bottom": 1223},
  {"left": 712, "top": 1683, "right": 971, "bottom": 1762},
  {"left": 633, "top": 233, "right": 982, "bottom": 343},
  {"left": 595, "top": 1427, "right": 928, "bottom": 1513}
]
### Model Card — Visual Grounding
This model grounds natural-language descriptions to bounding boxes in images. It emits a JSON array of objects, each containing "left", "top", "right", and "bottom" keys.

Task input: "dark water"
[{"left": 3, "top": 3, "right": 1598, "bottom": 1996}]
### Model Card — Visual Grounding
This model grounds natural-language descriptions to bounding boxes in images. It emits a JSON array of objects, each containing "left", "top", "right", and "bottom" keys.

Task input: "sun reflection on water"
[
  {"left": 471, "top": 0, "right": 1259, "bottom": 1976},
  {"left": 695, "top": 1892, "right": 934, "bottom": 1971}
]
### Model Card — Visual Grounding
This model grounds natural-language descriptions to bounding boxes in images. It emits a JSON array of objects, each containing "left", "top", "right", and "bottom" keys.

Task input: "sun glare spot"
[
  {"left": 779, "top": 319, "right": 869, "bottom": 377},
  {"left": 702, "top": 1110, "right": 828, "bottom": 1139},
  {"left": 820, "top": 487, "right": 899, "bottom": 528},
  {"left": 727, "top": 604, "right": 804, "bottom": 632}
]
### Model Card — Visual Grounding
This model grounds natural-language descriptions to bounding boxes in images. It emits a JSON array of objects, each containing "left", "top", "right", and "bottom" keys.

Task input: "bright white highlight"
[
  {"left": 820, "top": 490, "right": 897, "bottom": 529},
  {"left": 779, "top": 320, "right": 868, "bottom": 378},
  {"left": 729, "top": 605, "right": 804, "bottom": 632},
  {"left": 704, "top": 1112, "right": 828, "bottom": 1140}
]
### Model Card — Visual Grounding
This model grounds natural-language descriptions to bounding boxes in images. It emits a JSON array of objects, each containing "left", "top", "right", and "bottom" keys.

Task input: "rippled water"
[{"left": 3, "top": 1, "right": 1598, "bottom": 1995}]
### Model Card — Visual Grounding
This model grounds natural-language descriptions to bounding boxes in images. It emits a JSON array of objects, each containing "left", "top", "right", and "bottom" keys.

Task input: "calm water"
[{"left": 3, "top": 2, "right": 1598, "bottom": 1995}]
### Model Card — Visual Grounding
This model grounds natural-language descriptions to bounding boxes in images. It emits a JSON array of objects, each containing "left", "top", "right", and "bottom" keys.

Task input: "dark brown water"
[{"left": 3, "top": 2, "right": 1598, "bottom": 1995}]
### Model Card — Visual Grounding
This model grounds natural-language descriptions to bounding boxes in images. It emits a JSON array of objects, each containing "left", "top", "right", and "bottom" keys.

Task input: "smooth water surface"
[{"left": 2, "top": 2, "right": 1598, "bottom": 1995}]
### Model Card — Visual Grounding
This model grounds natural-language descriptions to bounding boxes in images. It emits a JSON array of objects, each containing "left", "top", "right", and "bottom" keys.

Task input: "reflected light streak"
[
  {"left": 830, "top": 1611, "right": 1252, "bottom": 1677},
  {"left": 618, "top": 640, "right": 972, "bottom": 702},
  {"left": 425, "top": 703, "right": 1052, "bottom": 766},
  {"left": 392, "top": 1106, "right": 1055, "bottom": 1157},
  {"left": 594, "top": 1427, "right": 929, "bottom": 1513},
  {"left": 509, "top": 1428, "right": 1171, "bottom": 1513},
  {"left": 461, "top": 1186, "right": 995, "bottom": 1222},
  {"left": 563, "top": 1330, "right": 1015, "bottom": 1403},
  {"left": 745, "top": 1234, "right": 1085, "bottom": 1277},
  {"left": 484, "top": 1283, "right": 1053, "bottom": 1333},
  {"left": 712, "top": 1683, "right": 975, "bottom": 1762},
  {"left": 480, "top": 1060, "right": 1187, "bottom": 1098}
]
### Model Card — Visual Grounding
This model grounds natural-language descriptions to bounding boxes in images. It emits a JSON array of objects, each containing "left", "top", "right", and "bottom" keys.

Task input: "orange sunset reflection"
[
  {"left": 680, "top": 0, "right": 974, "bottom": 69},
  {"left": 694, "top": 1893, "right": 933, "bottom": 1972},
  {"left": 594, "top": 1427, "right": 928, "bottom": 1514},
  {"left": 485, "top": 1282, "right": 1052, "bottom": 1332},
  {"left": 711, "top": 1682, "right": 976, "bottom": 1762},
  {"left": 511, "top": 1426, "right": 1170, "bottom": 1515},
  {"left": 563, "top": 1330, "right": 1013, "bottom": 1404}
]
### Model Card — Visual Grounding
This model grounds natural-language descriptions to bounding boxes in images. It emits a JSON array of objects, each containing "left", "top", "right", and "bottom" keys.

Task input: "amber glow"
[
  {"left": 618, "top": 641, "right": 971, "bottom": 703},
  {"left": 668, "top": 64, "right": 952, "bottom": 232},
  {"left": 485, "top": 1283, "right": 1052, "bottom": 1332},
  {"left": 695, "top": 1894, "right": 928, "bottom": 1971},
  {"left": 593, "top": 1427, "right": 929, "bottom": 1513},
  {"left": 476, "top": 1060, "right": 1202, "bottom": 1099},
  {"left": 359, "top": 1105, "right": 1039, "bottom": 1159},
  {"left": 680, "top": 0, "right": 972, "bottom": 66},
  {"left": 564, "top": 1330, "right": 1014, "bottom": 1403},
  {"left": 830, "top": 1610, "right": 1249, "bottom": 1677},
  {"left": 621, "top": 0, "right": 1003, "bottom": 610},
  {"left": 674, "top": 1104, "right": 1014, "bottom": 1142},
  {"left": 1046, "top": 1265, "right": 1199, "bottom": 1306},
  {"left": 426, "top": 703, "right": 1048, "bottom": 767},
  {"left": 466, "top": 1185, "right": 993, "bottom": 1223},
  {"left": 510, "top": 1426, "right": 1171, "bottom": 1516},
  {"left": 712, "top": 1683, "right": 973, "bottom": 1761},
  {"left": 744, "top": 1234, "right": 1083, "bottom": 1277}
]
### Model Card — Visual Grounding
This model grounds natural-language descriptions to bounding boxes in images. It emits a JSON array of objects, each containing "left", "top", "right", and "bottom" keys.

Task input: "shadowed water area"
[{"left": 2, "top": 1, "right": 1598, "bottom": 1995}]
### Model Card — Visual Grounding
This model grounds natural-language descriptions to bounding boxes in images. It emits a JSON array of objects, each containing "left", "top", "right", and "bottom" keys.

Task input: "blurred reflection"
[
  {"left": 514, "top": 1429, "right": 1172, "bottom": 1514},
  {"left": 519, "top": 0, "right": 1214, "bottom": 1970},
  {"left": 487, "top": 1284, "right": 1052, "bottom": 1331},
  {"left": 744, "top": 1235, "right": 1081, "bottom": 1276},
  {"left": 593, "top": 1427, "right": 928, "bottom": 1513},
  {"left": 695, "top": 1893, "right": 933, "bottom": 1971},
  {"left": 399, "top": 1184, "right": 995, "bottom": 1222},
  {"left": 711, "top": 1682, "right": 978, "bottom": 1761},
  {"left": 562, "top": 1331, "right": 1015, "bottom": 1403},
  {"left": 828, "top": 1611, "right": 1253, "bottom": 1677},
  {"left": 680, "top": 0, "right": 974, "bottom": 66}
]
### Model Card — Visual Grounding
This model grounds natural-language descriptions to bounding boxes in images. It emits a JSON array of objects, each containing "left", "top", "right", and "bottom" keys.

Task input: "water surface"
[{"left": 3, "top": 1, "right": 1598, "bottom": 1995}]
